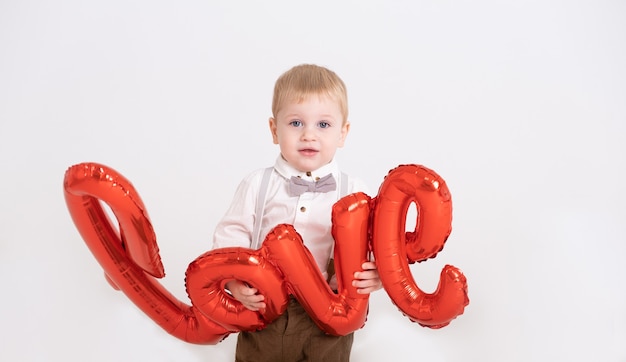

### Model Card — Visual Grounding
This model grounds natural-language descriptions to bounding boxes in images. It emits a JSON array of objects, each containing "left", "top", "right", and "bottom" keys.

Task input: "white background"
[{"left": 1, "top": 1, "right": 625, "bottom": 361}]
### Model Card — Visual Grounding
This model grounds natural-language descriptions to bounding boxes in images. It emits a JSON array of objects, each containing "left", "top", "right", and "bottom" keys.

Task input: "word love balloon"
[{"left": 63, "top": 163, "right": 468, "bottom": 344}]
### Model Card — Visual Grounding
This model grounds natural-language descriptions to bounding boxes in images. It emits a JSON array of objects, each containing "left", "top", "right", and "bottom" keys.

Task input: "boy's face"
[{"left": 269, "top": 95, "right": 349, "bottom": 173}]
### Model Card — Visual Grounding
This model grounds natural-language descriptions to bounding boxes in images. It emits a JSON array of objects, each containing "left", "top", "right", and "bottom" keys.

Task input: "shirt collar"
[{"left": 273, "top": 155, "right": 339, "bottom": 182}]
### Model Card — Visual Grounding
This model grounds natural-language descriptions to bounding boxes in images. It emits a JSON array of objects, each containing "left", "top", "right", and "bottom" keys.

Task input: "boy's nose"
[{"left": 301, "top": 126, "right": 317, "bottom": 141}]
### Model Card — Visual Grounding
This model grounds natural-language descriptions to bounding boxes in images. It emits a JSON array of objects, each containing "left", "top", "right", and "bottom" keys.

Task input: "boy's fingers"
[{"left": 354, "top": 270, "right": 379, "bottom": 279}]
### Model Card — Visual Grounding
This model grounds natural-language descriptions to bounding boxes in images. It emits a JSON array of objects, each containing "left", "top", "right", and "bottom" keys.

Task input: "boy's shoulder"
[{"left": 237, "top": 166, "right": 275, "bottom": 189}]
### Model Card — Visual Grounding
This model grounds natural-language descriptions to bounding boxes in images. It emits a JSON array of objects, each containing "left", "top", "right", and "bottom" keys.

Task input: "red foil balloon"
[
  {"left": 64, "top": 163, "right": 230, "bottom": 344},
  {"left": 266, "top": 192, "right": 371, "bottom": 335},
  {"left": 185, "top": 244, "right": 289, "bottom": 332},
  {"left": 64, "top": 162, "right": 468, "bottom": 344},
  {"left": 371, "top": 164, "right": 469, "bottom": 328}
]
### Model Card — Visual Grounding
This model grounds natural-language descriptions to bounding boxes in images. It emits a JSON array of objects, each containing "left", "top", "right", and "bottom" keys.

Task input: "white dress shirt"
[{"left": 212, "top": 156, "right": 369, "bottom": 277}]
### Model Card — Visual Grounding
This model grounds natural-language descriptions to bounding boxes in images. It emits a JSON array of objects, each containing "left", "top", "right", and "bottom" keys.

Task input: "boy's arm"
[{"left": 211, "top": 172, "right": 261, "bottom": 249}]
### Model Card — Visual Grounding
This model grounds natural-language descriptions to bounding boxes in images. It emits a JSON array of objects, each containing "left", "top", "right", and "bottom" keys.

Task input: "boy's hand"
[
  {"left": 225, "top": 280, "right": 266, "bottom": 311},
  {"left": 353, "top": 261, "right": 383, "bottom": 294}
]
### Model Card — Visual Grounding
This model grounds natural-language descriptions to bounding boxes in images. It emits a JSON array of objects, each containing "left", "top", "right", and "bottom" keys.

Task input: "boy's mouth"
[{"left": 298, "top": 148, "right": 319, "bottom": 156}]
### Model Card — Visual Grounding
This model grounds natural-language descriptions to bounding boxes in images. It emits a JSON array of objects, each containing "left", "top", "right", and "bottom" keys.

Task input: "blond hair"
[{"left": 272, "top": 64, "right": 348, "bottom": 123}]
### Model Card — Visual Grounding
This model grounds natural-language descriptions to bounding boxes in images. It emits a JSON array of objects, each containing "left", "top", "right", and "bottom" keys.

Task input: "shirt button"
[
  {"left": 306, "top": 171, "right": 312, "bottom": 177},
  {"left": 300, "top": 206, "right": 306, "bottom": 212}
]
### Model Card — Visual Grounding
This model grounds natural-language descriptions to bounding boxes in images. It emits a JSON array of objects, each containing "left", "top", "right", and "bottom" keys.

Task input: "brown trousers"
[{"left": 235, "top": 298, "right": 354, "bottom": 362}]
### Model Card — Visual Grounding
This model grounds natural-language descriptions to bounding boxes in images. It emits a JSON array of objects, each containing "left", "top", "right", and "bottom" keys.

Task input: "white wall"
[{"left": 1, "top": 1, "right": 625, "bottom": 361}]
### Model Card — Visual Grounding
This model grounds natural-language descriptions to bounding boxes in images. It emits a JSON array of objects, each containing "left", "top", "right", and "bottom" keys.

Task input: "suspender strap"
[
  {"left": 251, "top": 167, "right": 273, "bottom": 250},
  {"left": 340, "top": 172, "right": 348, "bottom": 198}
]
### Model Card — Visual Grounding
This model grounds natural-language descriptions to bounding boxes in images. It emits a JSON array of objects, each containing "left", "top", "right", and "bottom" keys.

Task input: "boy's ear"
[
  {"left": 269, "top": 117, "right": 279, "bottom": 144},
  {"left": 338, "top": 121, "right": 350, "bottom": 147}
]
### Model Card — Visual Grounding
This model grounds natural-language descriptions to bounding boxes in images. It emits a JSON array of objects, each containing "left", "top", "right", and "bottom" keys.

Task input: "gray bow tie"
[{"left": 288, "top": 174, "right": 337, "bottom": 197}]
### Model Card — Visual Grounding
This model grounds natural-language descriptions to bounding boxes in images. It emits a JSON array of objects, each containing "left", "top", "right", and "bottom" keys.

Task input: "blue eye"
[
  {"left": 289, "top": 120, "right": 302, "bottom": 127},
  {"left": 318, "top": 121, "right": 330, "bottom": 129}
]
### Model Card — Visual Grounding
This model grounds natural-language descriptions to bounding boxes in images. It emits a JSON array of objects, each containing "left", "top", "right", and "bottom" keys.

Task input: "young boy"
[{"left": 212, "top": 64, "right": 381, "bottom": 361}]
